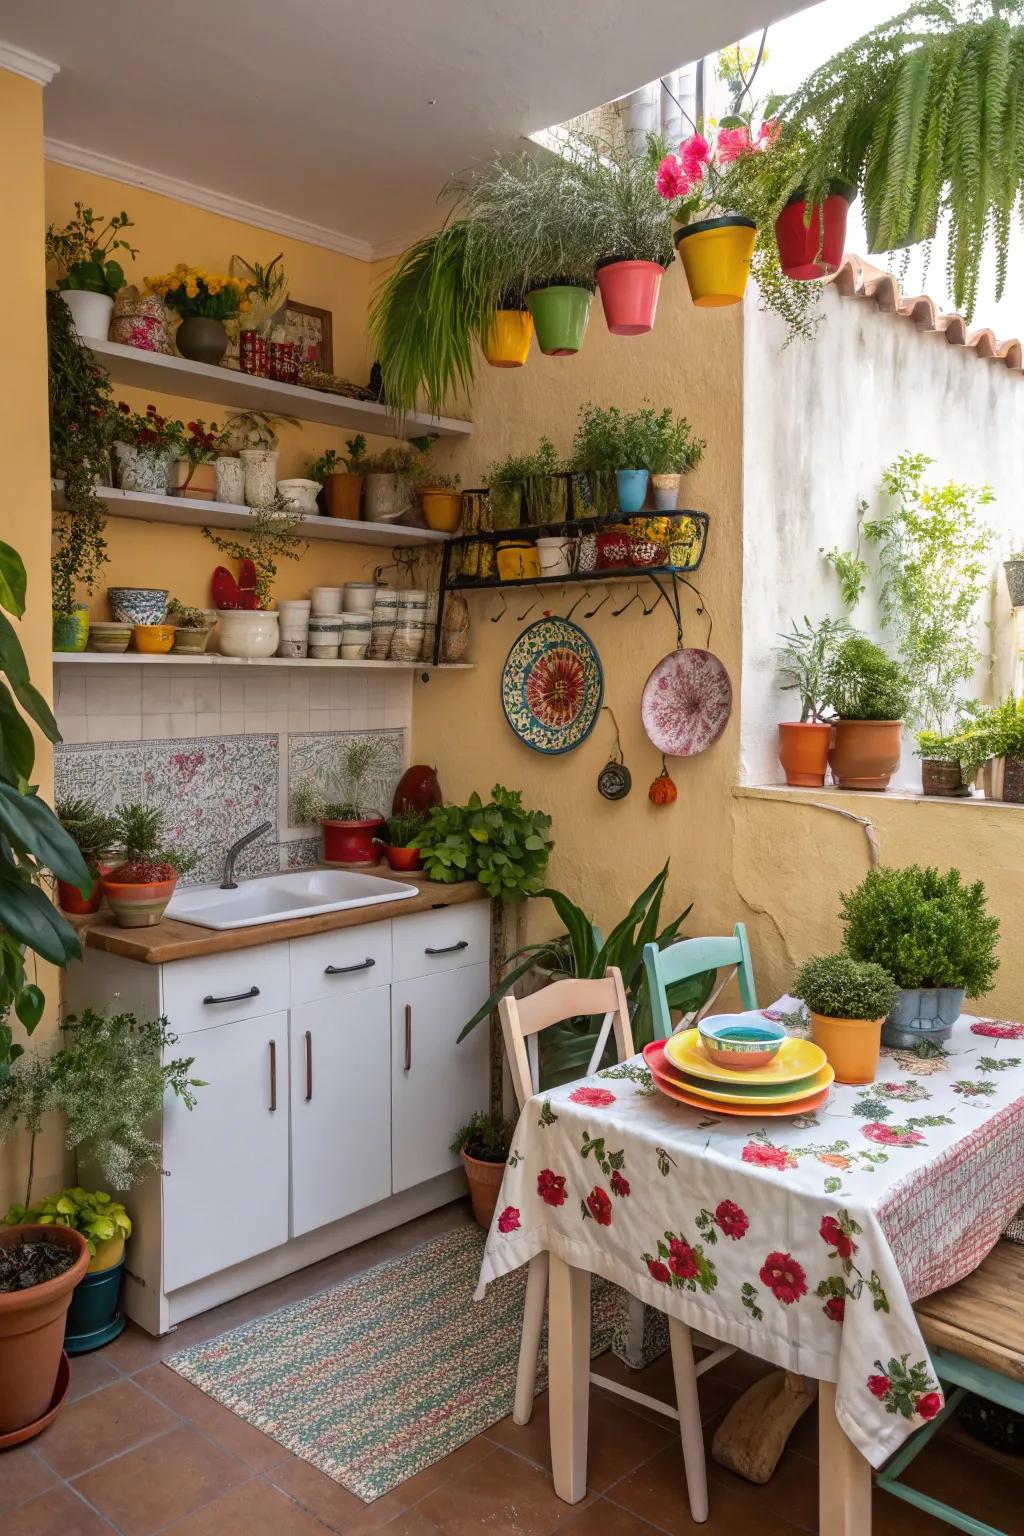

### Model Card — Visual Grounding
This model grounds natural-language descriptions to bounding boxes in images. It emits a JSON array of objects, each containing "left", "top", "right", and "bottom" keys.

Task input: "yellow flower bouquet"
[{"left": 146, "top": 264, "right": 251, "bottom": 321}]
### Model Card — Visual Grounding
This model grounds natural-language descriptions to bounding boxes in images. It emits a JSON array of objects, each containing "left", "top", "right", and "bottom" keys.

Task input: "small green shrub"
[
  {"left": 450, "top": 1110, "right": 514, "bottom": 1163},
  {"left": 823, "top": 635, "right": 911, "bottom": 722},
  {"left": 382, "top": 811, "right": 425, "bottom": 848},
  {"left": 4, "top": 1187, "right": 131, "bottom": 1257},
  {"left": 839, "top": 865, "right": 1000, "bottom": 995},
  {"left": 793, "top": 953, "right": 897, "bottom": 1021},
  {"left": 413, "top": 785, "right": 552, "bottom": 898}
]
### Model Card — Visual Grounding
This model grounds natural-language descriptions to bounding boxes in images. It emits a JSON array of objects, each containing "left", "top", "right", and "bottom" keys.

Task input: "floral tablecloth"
[{"left": 476, "top": 1005, "right": 1024, "bottom": 1468}]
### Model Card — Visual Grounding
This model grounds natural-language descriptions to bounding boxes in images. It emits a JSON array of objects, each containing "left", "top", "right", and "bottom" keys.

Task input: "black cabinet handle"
[
  {"left": 305, "top": 1030, "right": 313, "bottom": 1102},
  {"left": 424, "top": 941, "right": 469, "bottom": 956},
  {"left": 269, "top": 1039, "right": 277, "bottom": 1112},
  {"left": 203, "top": 986, "right": 260, "bottom": 1005},
  {"left": 404, "top": 1004, "right": 412, "bottom": 1072},
  {"left": 324, "top": 959, "right": 376, "bottom": 975}
]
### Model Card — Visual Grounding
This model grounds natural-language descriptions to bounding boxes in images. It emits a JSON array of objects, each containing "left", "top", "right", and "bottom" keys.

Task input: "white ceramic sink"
[{"left": 164, "top": 869, "right": 419, "bottom": 930}]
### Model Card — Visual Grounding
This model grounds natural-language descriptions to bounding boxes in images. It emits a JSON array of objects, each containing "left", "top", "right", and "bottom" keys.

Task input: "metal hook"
[
  {"left": 565, "top": 588, "right": 590, "bottom": 621},
  {"left": 678, "top": 577, "right": 714, "bottom": 647},
  {"left": 612, "top": 584, "right": 641, "bottom": 618},
  {"left": 641, "top": 584, "right": 664, "bottom": 617},
  {"left": 515, "top": 591, "right": 538, "bottom": 621},
  {"left": 489, "top": 590, "right": 508, "bottom": 623},
  {"left": 584, "top": 590, "right": 610, "bottom": 619},
  {"left": 601, "top": 706, "right": 625, "bottom": 765}
]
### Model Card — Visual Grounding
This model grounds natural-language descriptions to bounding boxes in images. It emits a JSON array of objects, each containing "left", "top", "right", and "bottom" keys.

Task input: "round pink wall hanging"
[{"left": 641, "top": 648, "right": 732, "bottom": 756}]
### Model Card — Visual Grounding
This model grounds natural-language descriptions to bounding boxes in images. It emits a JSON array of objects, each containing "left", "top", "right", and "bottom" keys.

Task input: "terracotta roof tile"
[{"left": 826, "top": 254, "right": 1022, "bottom": 374}]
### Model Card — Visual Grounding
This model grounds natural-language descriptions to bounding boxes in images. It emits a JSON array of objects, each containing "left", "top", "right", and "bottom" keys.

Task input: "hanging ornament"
[
  {"left": 648, "top": 755, "right": 677, "bottom": 806},
  {"left": 597, "top": 706, "right": 632, "bottom": 800}
]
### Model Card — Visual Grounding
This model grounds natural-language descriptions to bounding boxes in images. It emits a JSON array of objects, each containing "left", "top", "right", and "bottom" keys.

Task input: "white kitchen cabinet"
[
  {"left": 290, "top": 987, "right": 392, "bottom": 1236},
  {"left": 391, "top": 962, "right": 490, "bottom": 1194},
  {"left": 163, "top": 1010, "right": 290, "bottom": 1293}
]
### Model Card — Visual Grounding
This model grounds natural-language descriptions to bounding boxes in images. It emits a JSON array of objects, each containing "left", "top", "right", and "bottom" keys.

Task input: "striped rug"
[{"left": 166, "top": 1223, "right": 616, "bottom": 1502}]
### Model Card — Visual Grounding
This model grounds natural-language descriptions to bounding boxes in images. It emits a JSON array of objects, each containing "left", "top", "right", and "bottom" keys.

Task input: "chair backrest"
[
  {"left": 499, "top": 969, "right": 634, "bottom": 1109},
  {"left": 643, "top": 923, "right": 758, "bottom": 1040}
]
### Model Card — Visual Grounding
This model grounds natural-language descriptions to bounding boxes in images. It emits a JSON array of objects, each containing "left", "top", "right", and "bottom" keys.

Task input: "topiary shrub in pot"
[
  {"left": 839, "top": 865, "right": 1000, "bottom": 1048},
  {"left": 450, "top": 1110, "right": 514, "bottom": 1228},
  {"left": 100, "top": 804, "right": 198, "bottom": 927},
  {"left": 822, "top": 635, "right": 911, "bottom": 789},
  {"left": 793, "top": 952, "right": 898, "bottom": 1085}
]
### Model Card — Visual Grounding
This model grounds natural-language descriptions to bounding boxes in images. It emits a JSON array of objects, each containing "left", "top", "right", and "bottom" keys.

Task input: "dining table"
[{"left": 475, "top": 1000, "right": 1024, "bottom": 1534}]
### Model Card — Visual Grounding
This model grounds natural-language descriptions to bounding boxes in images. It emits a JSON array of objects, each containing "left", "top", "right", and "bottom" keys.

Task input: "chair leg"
[
  {"left": 625, "top": 1294, "right": 646, "bottom": 1366},
  {"left": 514, "top": 1252, "right": 549, "bottom": 1425},
  {"left": 668, "top": 1316, "right": 709, "bottom": 1524}
]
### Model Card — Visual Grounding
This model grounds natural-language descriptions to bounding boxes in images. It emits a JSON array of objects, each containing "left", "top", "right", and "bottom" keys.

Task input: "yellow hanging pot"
[
  {"left": 485, "top": 310, "right": 534, "bottom": 368},
  {"left": 674, "top": 216, "right": 756, "bottom": 308}
]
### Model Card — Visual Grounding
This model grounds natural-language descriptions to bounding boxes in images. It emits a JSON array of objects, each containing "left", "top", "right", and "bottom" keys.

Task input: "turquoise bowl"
[{"left": 697, "top": 1014, "right": 786, "bottom": 1071}]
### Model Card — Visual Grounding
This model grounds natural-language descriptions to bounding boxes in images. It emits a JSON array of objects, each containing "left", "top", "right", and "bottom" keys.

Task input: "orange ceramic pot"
[
  {"left": 809, "top": 1011, "right": 883, "bottom": 1086},
  {"left": 57, "top": 875, "right": 102, "bottom": 915},
  {"left": 485, "top": 310, "right": 533, "bottom": 367},
  {"left": 132, "top": 624, "right": 175, "bottom": 655},
  {"left": 778, "top": 722, "right": 832, "bottom": 787},
  {"left": 829, "top": 720, "right": 903, "bottom": 789},
  {"left": 100, "top": 874, "right": 177, "bottom": 928},
  {"left": 383, "top": 845, "right": 423, "bottom": 872}
]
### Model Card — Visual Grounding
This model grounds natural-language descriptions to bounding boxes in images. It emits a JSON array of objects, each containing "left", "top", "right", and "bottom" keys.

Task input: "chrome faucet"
[{"left": 220, "top": 822, "right": 274, "bottom": 889}]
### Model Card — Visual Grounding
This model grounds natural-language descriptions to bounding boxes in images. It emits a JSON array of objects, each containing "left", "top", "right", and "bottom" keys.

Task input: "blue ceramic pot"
[
  {"left": 616, "top": 469, "right": 649, "bottom": 514},
  {"left": 64, "top": 1257, "right": 126, "bottom": 1355},
  {"left": 881, "top": 987, "right": 965, "bottom": 1049},
  {"left": 107, "top": 587, "right": 169, "bottom": 626}
]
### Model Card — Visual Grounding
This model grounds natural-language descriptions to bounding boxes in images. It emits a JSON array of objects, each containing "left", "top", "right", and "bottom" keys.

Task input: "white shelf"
[
  {"left": 85, "top": 336, "right": 472, "bottom": 439},
  {"left": 52, "top": 653, "right": 474, "bottom": 670},
  {"left": 52, "top": 483, "right": 450, "bottom": 549}
]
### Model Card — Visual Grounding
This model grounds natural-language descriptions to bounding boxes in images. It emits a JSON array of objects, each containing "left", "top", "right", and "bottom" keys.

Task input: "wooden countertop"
[{"left": 81, "top": 872, "right": 487, "bottom": 964}]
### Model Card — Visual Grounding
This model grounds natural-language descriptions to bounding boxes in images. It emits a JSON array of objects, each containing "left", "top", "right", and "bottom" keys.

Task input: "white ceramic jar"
[
  {"left": 240, "top": 448, "right": 279, "bottom": 507},
  {"left": 277, "top": 598, "right": 311, "bottom": 658},
  {"left": 310, "top": 586, "right": 343, "bottom": 615},
  {"left": 61, "top": 290, "right": 114, "bottom": 342},
  {"left": 342, "top": 582, "right": 377, "bottom": 613},
  {"left": 340, "top": 613, "right": 372, "bottom": 661},
  {"left": 308, "top": 614, "right": 344, "bottom": 658},
  {"left": 215, "top": 456, "right": 246, "bottom": 505},
  {"left": 216, "top": 609, "right": 279, "bottom": 659},
  {"left": 277, "top": 478, "right": 321, "bottom": 515}
]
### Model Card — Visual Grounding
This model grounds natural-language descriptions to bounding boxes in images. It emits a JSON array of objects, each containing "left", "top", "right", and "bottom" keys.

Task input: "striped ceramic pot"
[{"left": 100, "top": 875, "right": 177, "bottom": 928}]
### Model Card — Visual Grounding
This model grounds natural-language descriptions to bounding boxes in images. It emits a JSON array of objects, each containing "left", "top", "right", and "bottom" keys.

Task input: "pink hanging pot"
[{"left": 594, "top": 258, "right": 666, "bottom": 335}]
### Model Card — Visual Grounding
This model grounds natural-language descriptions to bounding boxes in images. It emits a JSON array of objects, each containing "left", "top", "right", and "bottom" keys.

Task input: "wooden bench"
[{"left": 874, "top": 1239, "right": 1024, "bottom": 1535}]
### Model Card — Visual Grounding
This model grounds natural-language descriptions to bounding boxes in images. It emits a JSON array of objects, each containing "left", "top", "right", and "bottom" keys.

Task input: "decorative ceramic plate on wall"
[
  {"left": 641, "top": 648, "right": 732, "bottom": 756},
  {"left": 502, "top": 618, "right": 604, "bottom": 754}
]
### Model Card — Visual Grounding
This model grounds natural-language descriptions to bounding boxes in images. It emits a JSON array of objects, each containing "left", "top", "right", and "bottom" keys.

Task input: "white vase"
[
  {"left": 113, "top": 443, "right": 173, "bottom": 494},
  {"left": 277, "top": 478, "right": 321, "bottom": 515},
  {"left": 60, "top": 290, "right": 114, "bottom": 341},
  {"left": 240, "top": 448, "right": 279, "bottom": 507},
  {"left": 276, "top": 599, "right": 311, "bottom": 658},
  {"left": 216, "top": 609, "right": 279, "bottom": 658},
  {"left": 215, "top": 457, "right": 246, "bottom": 505}
]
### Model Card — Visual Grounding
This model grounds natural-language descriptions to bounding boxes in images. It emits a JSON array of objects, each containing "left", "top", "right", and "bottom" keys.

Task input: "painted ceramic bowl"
[
  {"left": 697, "top": 1015, "right": 787, "bottom": 1071},
  {"left": 87, "top": 621, "right": 132, "bottom": 654},
  {"left": 132, "top": 623, "right": 175, "bottom": 655},
  {"left": 108, "top": 586, "right": 169, "bottom": 625}
]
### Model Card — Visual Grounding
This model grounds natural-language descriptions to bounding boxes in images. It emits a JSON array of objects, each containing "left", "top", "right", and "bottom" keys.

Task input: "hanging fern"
[{"left": 783, "top": 0, "right": 1024, "bottom": 317}]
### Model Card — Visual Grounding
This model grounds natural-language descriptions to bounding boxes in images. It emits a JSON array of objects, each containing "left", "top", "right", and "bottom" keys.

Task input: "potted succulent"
[
  {"left": 3, "top": 1189, "right": 131, "bottom": 1355},
  {"left": 310, "top": 434, "right": 366, "bottom": 520},
  {"left": 774, "top": 616, "right": 852, "bottom": 787},
  {"left": 145, "top": 264, "right": 251, "bottom": 365},
  {"left": 793, "top": 952, "right": 898, "bottom": 1086},
  {"left": 1003, "top": 549, "right": 1024, "bottom": 608},
  {"left": 111, "top": 401, "right": 186, "bottom": 495},
  {"left": 167, "top": 598, "right": 215, "bottom": 655},
  {"left": 0, "top": 1224, "right": 89, "bottom": 1437},
  {"left": 840, "top": 864, "right": 1001, "bottom": 1048},
  {"left": 293, "top": 739, "right": 387, "bottom": 865},
  {"left": 376, "top": 811, "right": 425, "bottom": 873},
  {"left": 100, "top": 804, "right": 197, "bottom": 928},
  {"left": 450, "top": 1111, "right": 514, "bottom": 1228},
  {"left": 170, "top": 418, "right": 227, "bottom": 500},
  {"left": 821, "top": 634, "right": 911, "bottom": 790},
  {"left": 55, "top": 797, "right": 117, "bottom": 915},
  {"left": 46, "top": 202, "right": 137, "bottom": 340},
  {"left": 225, "top": 410, "right": 298, "bottom": 507}
]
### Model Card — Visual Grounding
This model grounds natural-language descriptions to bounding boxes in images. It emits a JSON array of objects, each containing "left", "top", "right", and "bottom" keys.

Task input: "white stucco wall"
[{"left": 741, "top": 281, "right": 1024, "bottom": 789}]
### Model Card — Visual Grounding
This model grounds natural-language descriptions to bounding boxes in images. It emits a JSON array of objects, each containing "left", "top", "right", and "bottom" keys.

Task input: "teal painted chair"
[{"left": 643, "top": 923, "right": 758, "bottom": 1039}]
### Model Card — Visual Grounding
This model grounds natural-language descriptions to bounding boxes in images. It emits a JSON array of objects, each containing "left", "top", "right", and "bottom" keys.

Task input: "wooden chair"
[
  {"left": 643, "top": 923, "right": 758, "bottom": 1040},
  {"left": 875, "top": 1239, "right": 1024, "bottom": 1534},
  {"left": 500, "top": 968, "right": 732, "bottom": 1524}
]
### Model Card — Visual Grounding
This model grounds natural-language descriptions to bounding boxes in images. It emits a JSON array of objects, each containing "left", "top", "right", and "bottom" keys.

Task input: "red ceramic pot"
[
  {"left": 383, "top": 845, "right": 423, "bottom": 873},
  {"left": 775, "top": 184, "right": 855, "bottom": 280},
  {"left": 322, "top": 817, "right": 385, "bottom": 865},
  {"left": 595, "top": 258, "right": 665, "bottom": 335},
  {"left": 57, "top": 876, "right": 102, "bottom": 915}
]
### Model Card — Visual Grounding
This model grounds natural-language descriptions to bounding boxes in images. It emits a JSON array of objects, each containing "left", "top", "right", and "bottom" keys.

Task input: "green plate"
[{"left": 669, "top": 1066, "right": 831, "bottom": 1102}]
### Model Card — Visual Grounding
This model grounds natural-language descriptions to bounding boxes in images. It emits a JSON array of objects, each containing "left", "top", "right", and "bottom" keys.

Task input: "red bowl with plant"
[{"left": 55, "top": 798, "right": 119, "bottom": 915}]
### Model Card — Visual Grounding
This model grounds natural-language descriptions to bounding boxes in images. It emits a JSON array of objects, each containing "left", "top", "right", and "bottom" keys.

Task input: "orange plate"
[{"left": 643, "top": 1041, "right": 831, "bottom": 1118}]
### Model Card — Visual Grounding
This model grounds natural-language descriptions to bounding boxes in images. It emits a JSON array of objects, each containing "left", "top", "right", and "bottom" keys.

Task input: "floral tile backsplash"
[{"left": 287, "top": 730, "right": 405, "bottom": 825}]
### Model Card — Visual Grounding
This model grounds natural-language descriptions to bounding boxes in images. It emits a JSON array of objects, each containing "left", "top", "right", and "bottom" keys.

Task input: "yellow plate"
[
  {"left": 666, "top": 1062, "right": 835, "bottom": 1106},
  {"left": 664, "top": 1027, "right": 827, "bottom": 1086}
]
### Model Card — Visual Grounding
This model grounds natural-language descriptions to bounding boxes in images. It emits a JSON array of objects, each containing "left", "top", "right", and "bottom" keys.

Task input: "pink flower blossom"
[
  {"left": 497, "top": 1206, "right": 520, "bottom": 1234},
  {"left": 656, "top": 154, "right": 689, "bottom": 201},
  {"left": 680, "top": 132, "right": 710, "bottom": 182},
  {"left": 758, "top": 119, "right": 782, "bottom": 146},
  {"left": 716, "top": 126, "right": 753, "bottom": 165},
  {"left": 742, "top": 1141, "right": 797, "bottom": 1171},
  {"left": 862, "top": 1123, "right": 925, "bottom": 1148}
]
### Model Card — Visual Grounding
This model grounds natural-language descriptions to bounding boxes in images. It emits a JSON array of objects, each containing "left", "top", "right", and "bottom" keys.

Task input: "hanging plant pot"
[
  {"left": 485, "top": 310, "right": 533, "bottom": 367},
  {"left": 674, "top": 217, "right": 756, "bottom": 308},
  {"left": 525, "top": 284, "right": 593, "bottom": 356},
  {"left": 778, "top": 722, "right": 832, "bottom": 787},
  {"left": 775, "top": 183, "right": 856, "bottom": 281},
  {"left": 594, "top": 258, "right": 665, "bottom": 335}
]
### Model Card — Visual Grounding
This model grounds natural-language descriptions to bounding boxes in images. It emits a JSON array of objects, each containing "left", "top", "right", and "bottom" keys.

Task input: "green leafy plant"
[
  {"left": 46, "top": 202, "right": 137, "bottom": 296},
  {"left": 112, "top": 400, "right": 187, "bottom": 458},
  {"left": 822, "top": 543, "right": 871, "bottom": 609},
  {"left": 309, "top": 435, "right": 367, "bottom": 481},
  {"left": 839, "top": 864, "right": 1000, "bottom": 994},
  {"left": 774, "top": 615, "right": 853, "bottom": 722},
  {"left": 381, "top": 811, "right": 426, "bottom": 848},
  {"left": 449, "top": 1110, "right": 515, "bottom": 1164},
  {"left": 822, "top": 635, "right": 912, "bottom": 722},
  {"left": 293, "top": 738, "right": 384, "bottom": 823},
  {"left": 47, "top": 292, "right": 112, "bottom": 619},
  {"left": 572, "top": 404, "right": 625, "bottom": 471},
  {"left": 360, "top": 447, "right": 420, "bottom": 476},
  {"left": 576, "top": 135, "right": 674, "bottom": 267},
  {"left": 107, "top": 804, "right": 198, "bottom": 884},
  {"left": 793, "top": 952, "right": 898, "bottom": 1021},
  {"left": 413, "top": 786, "right": 552, "bottom": 899},
  {"left": 56, "top": 797, "right": 117, "bottom": 876},
  {"left": 203, "top": 493, "right": 307, "bottom": 608},
  {"left": 229, "top": 251, "right": 286, "bottom": 334},
  {"left": 524, "top": 438, "right": 567, "bottom": 524},
  {"left": 4, "top": 1187, "right": 131, "bottom": 1257},
  {"left": 620, "top": 406, "right": 705, "bottom": 475}
]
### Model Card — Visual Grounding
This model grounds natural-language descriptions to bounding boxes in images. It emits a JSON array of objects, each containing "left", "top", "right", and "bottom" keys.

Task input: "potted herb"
[
  {"left": 167, "top": 598, "right": 215, "bottom": 656},
  {"left": 1004, "top": 549, "right": 1024, "bottom": 607},
  {"left": 100, "top": 805, "right": 197, "bottom": 928},
  {"left": 793, "top": 952, "right": 898, "bottom": 1086},
  {"left": 111, "top": 400, "right": 186, "bottom": 495},
  {"left": 774, "top": 616, "right": 851, "bottom": 787},
  {"left": 361, "top": 447, "right": 421, "bottom": 524},
  {"left": 413, "top": 786, "right": 552, "bottom": 898},
  {"left": 3, "top": 1188, "right": 132, "bottom": 1355},
  {"left": 524, "top": 438, "right": 567, "bottom": 526},
  {"left": 571, "top": 404, "right": 625, "bottom": 520},
  {"left": 310, "top": 434, "right": 367, "bottom": 520},
  {"left": 485, "top": 450, "right": 534, "bottom": 530},
  {"left": 225, "top": 410, "right": 298, "bottom": 507},
  {"left": 171, "top": 418, "right": 227, "bottom": 500},
  {"left": 46, "top": 201, "right": 137, "bottom": 340},
  {"left": 450, "top": 1111, "right": 514, "bottom": 1228},
  {"left": 821, "top": 635, "right": 911, "bottom": 790},
  {"left": 293, "top": 739, "right": 387, "bottom": 865},
  {"left": 640, "top": 407, "right": 705, "bottom": 509},
  {"left": 915, "top": 728, "right": 977, "bottom": 799},
  {"left": 840, "top": 864, "right": 1000, "bottom": 1047},
  {"left": 145, "top": 264, "right": 251, "bottom": 365},
  {"left": 55, "top": 797, "right": 117, "bottom": 915},
  {"left": 376, "top": 812, "right": 425, "bottom": 873},
  {"left": 418, "top": 469, "right": 463, "bottom": 532},
  {"left": 973, "top": 696, "right": 1024, "bottom": 804}
]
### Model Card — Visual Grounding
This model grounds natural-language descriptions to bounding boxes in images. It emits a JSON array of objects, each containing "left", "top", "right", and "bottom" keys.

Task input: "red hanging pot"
[
  {"left": 594, "top": 258, "right": 666, "bottom": 336},
  {"left": 775, "top": 182, "right": 856, "bottom": 281}
]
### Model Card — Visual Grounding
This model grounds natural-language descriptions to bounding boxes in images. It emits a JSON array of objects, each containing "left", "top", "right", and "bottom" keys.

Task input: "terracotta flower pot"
[
  {"left": 321, "top": 817, "right": 386, "bottom": 865},
  {"left": 595, "top": 258, "right": 665, "bottom": 335},
  {"left": 57, "top": 875, "right": 102, "bottom": 915},
  {"left": 100, "top": 874, "right": 178, "bottom": 928},
  {"left": 0, "top": 1225, "right": 89, "bottom": 1435},
  {"left": 778, "top": 722, "right": 832, "bottom": 787},
  {"left": 829, "top": 719, "right": 903, "bottom": 789},
  {"left": 460, "top": 1150, "right": 506, "bottom": 1229},
  {"left": 774, "top": 183, "right": 855, "bottom": 280},
  {"left": 322, "top": 473, "right": 363, "bottom": 520},
  {"left": 809, "top": 1012, "right": 883, "bottom": 1086},
  {"left": 382, "top": 845, "right": 423, "bottom": 872}
]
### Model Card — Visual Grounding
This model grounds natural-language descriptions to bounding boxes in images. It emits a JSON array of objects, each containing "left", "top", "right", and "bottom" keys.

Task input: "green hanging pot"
[
  {"left": 53, "top": 604, "right": 89, "bottom": 653},
  {"left": 525, "top": 284, "right": 593, "bottom": 356}
]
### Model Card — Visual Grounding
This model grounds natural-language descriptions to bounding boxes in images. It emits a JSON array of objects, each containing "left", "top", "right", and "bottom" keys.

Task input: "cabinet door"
[
  {"left": 163, "top": 1011, "right": 289, "bottom": 1293},
  {"left": 391, "top": 962, "right": 490, "bottom": 1194},
  {"left": 290, "top": 987, "right": 392, "bottom": 1237}
]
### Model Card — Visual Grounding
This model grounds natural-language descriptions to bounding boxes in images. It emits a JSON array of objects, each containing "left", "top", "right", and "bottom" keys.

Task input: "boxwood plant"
[
  {"left": 839, "top": 865, "right": 1000, "bottom": 995},
  {"left": 793, "top": 952, "right": 897, "bottom": 1022}
]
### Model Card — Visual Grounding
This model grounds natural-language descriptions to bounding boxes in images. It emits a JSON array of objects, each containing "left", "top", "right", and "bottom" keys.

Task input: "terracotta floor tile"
[
  {"left": 66, "top": 1353, "right": 121, "bottom": 1404},
  {"left": 103, "top": 1322, "right": 181, "bottom": 1374},
  {"left": 160, "top": 1480, "right": 333, "bottom": 1534},
  {"left": 607, "top": 1441, "right": 811, "bottom": 1536},
  {"left": 71, "top": 1423, "right": 249, "bottom": 1536},
  {"left": 560, "top": 1498, "right": 671, "bottom": 1534},
  {"left": 390, "top": 1435, "right": 495, "bottom": 1502},
  {"left": 33, "top": 1378, "right": 178, "bottom": 1479},
  {"left": 415, "top": 1444, "right": 591, "bottom": 1536},
  {"left": 377, "top": 1512, "right": 444, "bottom": 1535},
  {"left": 268, "top": 1456, "right": 412, "bottom": 1533},
  {"left": 3, "top": 1484, "right": 115, "bottom": 1535},
  {"left": 0, "top": 1444, "right": 56, "bottom": 1515},
  {"left": 135, "top": 1364, "right": 291, "bottom": 1471},
  {"left": 487, "top": 1389, "right": 673, "bottom": 1492}
]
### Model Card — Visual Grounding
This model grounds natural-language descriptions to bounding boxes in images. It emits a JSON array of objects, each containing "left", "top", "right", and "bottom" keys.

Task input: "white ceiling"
[{"left": 0, "top": 0, "right": 810, "bottom": 256}]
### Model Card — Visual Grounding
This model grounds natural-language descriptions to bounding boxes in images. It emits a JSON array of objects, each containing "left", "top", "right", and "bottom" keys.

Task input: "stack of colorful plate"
[{"left": 642, "top": 1028, "right": 833, "bottom": 1117}]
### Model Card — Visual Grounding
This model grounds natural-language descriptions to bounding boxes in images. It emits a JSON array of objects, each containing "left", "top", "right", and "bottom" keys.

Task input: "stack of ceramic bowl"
[
  {"left": 369, "top": 587, "right": 399, "bottom": 659},
  {"left": 308, "top": 614, "right": 344, "bottom": 658},
  {"left": 343, "top": 581, "right": 377, "bottom": 616},
  {"left": 88, "top": 622, "right": 132, "bottom": 654},
  {"left": 311, "top": 585, "right": 342, "bottom": 617},
  {"left": 277, "top": 599, "right": 311, "bottom": 658},
  {"left": 642, "top": 1015, "right": 834, "bottom": 1119},
  {"left": 340, "top": 612, "right": 371, "bottom": 660},
  {"left": 390, "top": 589, "right": 427, "bottom": 662}
]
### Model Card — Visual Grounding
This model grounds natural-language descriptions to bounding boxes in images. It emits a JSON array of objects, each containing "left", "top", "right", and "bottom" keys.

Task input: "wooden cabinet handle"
[
  {"left": 269, "top": 1039, "right": 277, "bottom": 1112},
  {"left": 203, "top": 985, "right": 260, "bottom": 1005},
  {"left": 324, "top": 959, "right": 375, "bottom": 975},
  {"left": 305, "top": 1029, "right": 313, "bottom": 1102},
  {"left": 424, "top": 941, "right": 469, "bottom": 956},
  {"left": 404, "top": 1004, "right": 412, "bottom": 1072}
]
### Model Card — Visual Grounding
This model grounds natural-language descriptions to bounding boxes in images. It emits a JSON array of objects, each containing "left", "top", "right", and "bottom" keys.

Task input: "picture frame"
[{"left": 283, "top": 301, "right": 333, "bottom": 372}]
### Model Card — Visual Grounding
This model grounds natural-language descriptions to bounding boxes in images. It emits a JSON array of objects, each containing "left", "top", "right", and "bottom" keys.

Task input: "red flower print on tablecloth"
[
  {"left": 868, "top": 1355, "right": 942, "bottom": 1420},
  {"left": 647, "top": 1258, "right": 671, "bottom": 1283},
  {"left": 537, "top": 1168, "right": 567, "bottom": 1207},
  {"left": 971, "top": 1020, "right": 1024, "bottom": 1040},
  {"left": 642, "top": 1228, "right": 718, "bottom": 1293},
  {"left": 868, "top": 1373, "right": 890, "bottom": 1398},
  {"left": 497, "top": 1206, "right": 520, "bottom": 1234},
  {"left": 742, "top": 1141, "right": 797, "bottom": 1171},
  {"left": 569, "top": 1086, "right": 616, "bottom": 1107},
  {"left": 610, "top": 1170, "right": 631, "bottom": 1198},
  {"left": 862, "top": 1122, "right": 925, "bottom": 1147},
  {"left": 715, "top": 1200, "right": 749, "bottom": 1240},
  {"left": 759, "top": 1251, "right": 807, "bottom": 1305},
  {"left": 916, "top": 1392, "right": 943, "bottom": 1420},
  {"left": 669, "top": 1237, "right": 699, "bottom": 1278},
  {"left": 585, "top": 1186, "right": 613, "bottom": 1226},
  {"left": 823, "top": 1295, "right": 846, "bottom": 1323},
  {"left": 820, "top": 1215, "right": 858, "bottom": 1261}
]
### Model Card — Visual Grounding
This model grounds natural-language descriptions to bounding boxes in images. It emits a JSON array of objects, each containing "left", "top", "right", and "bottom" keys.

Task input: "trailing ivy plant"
[{"left": 47, "top": 291, "right": 112, "bottom": 618}]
